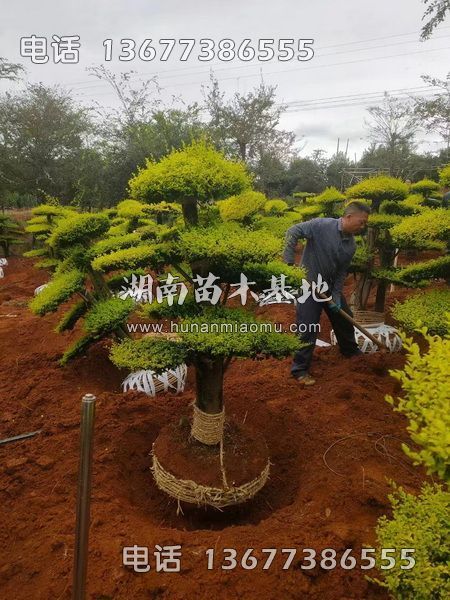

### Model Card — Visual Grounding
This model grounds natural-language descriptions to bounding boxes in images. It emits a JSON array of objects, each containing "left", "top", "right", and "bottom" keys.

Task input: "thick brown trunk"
[
  {"left": 194, "top": 355, "right": 224, "bottom": 414},
  {"left": 181, "top": 197, "right": 198, "bottom": 227}
]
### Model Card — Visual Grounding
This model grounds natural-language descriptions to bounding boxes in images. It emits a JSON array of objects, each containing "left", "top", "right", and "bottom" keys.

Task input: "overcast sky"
[{"left": 1, "top": 0, "right": 449, "bottom": 158}]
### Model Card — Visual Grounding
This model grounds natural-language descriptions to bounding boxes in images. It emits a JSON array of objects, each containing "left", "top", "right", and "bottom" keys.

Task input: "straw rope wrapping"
[
  {"left": 190, "top": 403, "right": 225, "bottom": 445},
  {"left": 150, "top": 445, "right": 271, "bottom": 513}
]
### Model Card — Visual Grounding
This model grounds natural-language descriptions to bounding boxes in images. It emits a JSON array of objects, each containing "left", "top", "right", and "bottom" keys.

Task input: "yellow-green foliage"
[
  {"left": 402, "top": 194, "right": 427, "bottom": 213},
  {"left": 263, "top": 199, "right": 289, "bottom": 215},
  {"left": 55, "top": 300, "right": 88, "bottom": 333},
  {"left": 380, "top": 200, "right": 416, "bottom": 216},
  {"left": 410, "top": 178, "right": 440, "bottom": 196},
  {"left": 144, "top": 201, "right": 182, "bottom": 215},
  {"left": 346, "top": 176, "right": 409, "bottom": 205},
  {"left": 23, "top": 248, "right": 48, "bottom": 258},
  {"left": 60, "top": 333, "right": 97, "bottom": 366},
  {"left": 293, "top": 204, "right": 324, "bottom": 219},
  {"left": 391, "top": 290, "right": 450, "bottom": 336},
  {"left": 29, "top": 269, "right": 85, "bottom": 315},
  {"left": 314, "top": 186, "right": 346, "bottom": 205},
  {"left": 439, "top": 163, "right": 450, "bottom": 187},
  {"left": 25, "top": 222, "right": 52, "bottom": 235},
  {"left": 91, "top": 232, "right": 142, "bottom": 257},
  {"left": 110, "top": 337, "right": 187, "bottom": 373},
  {"left": 253, "top": 212, "right": 302, "bottom": 238},
  {"left": 84, "top": 297, "right": 134, "bottom": 335},
  {"left": 116, "top": 199, "right": 147, "bottom": 220},
  {"left": 242, "top": 260, "right": 307, "bottom": 290},
  {"left": 386, "top": 324, "right": 450, "bottom": 481},
  {"left": 178, "top": 307, "right": 301, "bottom": 358},
  {"left": 31, "top": 204, "right": 74, "bottom": 219},
  {"left": 368, "top": 213, "right": 402, "bottom": 230},
  {"left": 374, "top": 483, "right": 450, "bottom": 600},
  {"left": 217, "top": 190, "right": 266, "bottom": 222},
  {"left": 374, "top": 256, "right": 450, "bottom": 287},
  {"left": 111, "top": 306, "right": 301, "bottom": 366},
  {"left": 177, "top": 223, "right": 281, "bottom": 280},
  {"left": 390, "top": 208, "right": 450, "bottom": 249},
  {"left": 128, "top": 139, "right": 252, "bottom": 203},
  {"left": 91, "top": 244, "right": 159, "bottom": 272},
  {"left": 47, "top": 213, "right": 110, "bottom": 251}
]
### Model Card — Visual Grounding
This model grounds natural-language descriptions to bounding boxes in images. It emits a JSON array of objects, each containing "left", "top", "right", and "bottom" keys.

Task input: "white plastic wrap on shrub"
[
  {"left": 330, "top": 324, "right": 402, "bottom": 353},
  {"left": 122, "top": 363, "right": 188, "bottom": 396},
  {"left": 315, "top": 339, "right": 331, "bottom": 347},
  {"left": 0, "top": 267, "right": 3, "bottom": 278},
  {"left": 34, "top": 283, "right": 49, "bottom": 295},
  {"left": 0, "top": 258, "right": 8, "bottom": 267}
]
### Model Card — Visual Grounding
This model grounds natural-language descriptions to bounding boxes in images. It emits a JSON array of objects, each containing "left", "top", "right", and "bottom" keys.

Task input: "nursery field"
[{"left": 0, "top": 255, "right": 428, "bottom": 600}]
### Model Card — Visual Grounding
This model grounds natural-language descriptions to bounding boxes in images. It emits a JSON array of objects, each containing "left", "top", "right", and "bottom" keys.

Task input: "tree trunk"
[
  {"left": 194, "top": 354, "right": 224, "bottom": 414},
  {"left": 374, "top": 232, "right": 395, "bottom": 313},
  {"left": 181, "top": 197, "right": 198, "bottom": 227}
]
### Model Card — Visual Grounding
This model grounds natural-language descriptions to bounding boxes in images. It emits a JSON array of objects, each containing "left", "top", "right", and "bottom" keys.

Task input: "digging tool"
[{"left": 315, "top": 291, "right": 389, "bottom": 353}]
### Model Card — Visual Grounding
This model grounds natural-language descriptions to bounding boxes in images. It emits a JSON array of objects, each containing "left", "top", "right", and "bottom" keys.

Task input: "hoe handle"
[{"left": 316, "top": 292, "right": 389, "bottom": 352}]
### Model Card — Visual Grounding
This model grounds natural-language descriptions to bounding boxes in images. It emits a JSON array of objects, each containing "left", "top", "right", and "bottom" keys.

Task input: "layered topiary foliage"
[
  {"left": 109, "top": 142, "right": 306, "bottom": 445},
  {"left": 24, "top": 204, "right": 75, "bottom": 267},
  {"left": 263, "top": 199, "right": 288, "bottom": 215},
  {"left": 216, "top": 190, "right": 266, "bottom": 224},
  {"left": 344, "top": 176, "right": 449, "bottom": 311},
  {"left": 128, "top": 138, "right": 252, "bottom": 226},
  {"left": 346, "top": 175, "right": 409, "bottom": 212},
  {"left": 312, "top": 186, "right": 346, "bottom": 217},
  {"left": 27, "top": 207, "right": 169, "bottom": 365},
  {"left": 391, "top": 289, "right": 450, "bottom": 336},
  {"left": 0, "top": 214, "right": 23, "bottom": 257}
]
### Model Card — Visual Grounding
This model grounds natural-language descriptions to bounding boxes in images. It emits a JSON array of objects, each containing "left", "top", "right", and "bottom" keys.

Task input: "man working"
[{"left": 283, "top": 200, "right": 371, "bottom": 386}]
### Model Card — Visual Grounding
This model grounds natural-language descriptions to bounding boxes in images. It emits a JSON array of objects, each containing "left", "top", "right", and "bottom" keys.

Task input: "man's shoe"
[{"left": 294, "top": 374, "right": 316, "bottom": 386}]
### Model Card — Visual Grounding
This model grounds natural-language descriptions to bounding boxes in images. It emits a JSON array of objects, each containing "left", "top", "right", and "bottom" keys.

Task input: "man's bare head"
[{"left": 341, "top": 201, "right": 370, "bottom": 234}]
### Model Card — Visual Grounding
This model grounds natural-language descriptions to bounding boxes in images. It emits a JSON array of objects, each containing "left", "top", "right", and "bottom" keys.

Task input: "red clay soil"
[{"left": 0, "top": 256, "right": 428, "bottom": 600}]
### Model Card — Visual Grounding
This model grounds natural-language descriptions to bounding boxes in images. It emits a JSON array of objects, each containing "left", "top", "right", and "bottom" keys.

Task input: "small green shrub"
[
  {"left": 391, "top": 290, "right": 450, "bottom": 336},
  {"left": 386, "top": 324, "right": 450, "bottom": 481},
  {"left": 374, "top": 483, "right": 450, "bottom": 600}
]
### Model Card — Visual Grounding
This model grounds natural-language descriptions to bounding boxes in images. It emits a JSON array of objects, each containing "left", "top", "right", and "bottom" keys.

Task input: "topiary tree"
[
  {"left": 345, "top": 176, "right": 444, "bottom": 311},
  {"left": 0, "top": 214, "right": 23, "bottom": 257},
  {"left": 311, "top": 186, "right": 346, "bottom": 217},
  {"left": 106, "top": 143, "right": 307, "bottom": 509},
  {"left": 410, "top": 178, "right": 441, "bottom": 207},
  {"left": 128, "top": 138, "right": 252, "bottom": 226}
]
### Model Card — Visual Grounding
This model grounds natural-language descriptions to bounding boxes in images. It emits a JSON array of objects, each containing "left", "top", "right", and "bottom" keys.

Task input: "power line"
[{"left": 64, "top": 28, "right": 450, "bottom": 92}]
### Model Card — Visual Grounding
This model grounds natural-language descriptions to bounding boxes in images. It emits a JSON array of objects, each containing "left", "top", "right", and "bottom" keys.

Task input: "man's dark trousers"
[{"left": 291, "top": 294, "right": 359, "bottom": 378}]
